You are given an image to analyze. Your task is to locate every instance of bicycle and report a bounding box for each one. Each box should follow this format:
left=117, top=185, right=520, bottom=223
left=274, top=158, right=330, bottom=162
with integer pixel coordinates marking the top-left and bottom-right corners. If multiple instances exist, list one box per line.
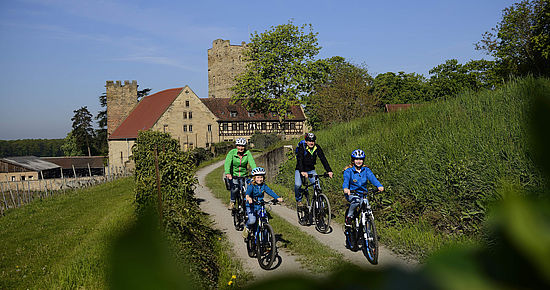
left=345, top=189, right=380, bottom=265
left=229, top=176, right=249, bottom=231
left=296, top=172, right=331, bottom=233
left=245, top=199, right=279, bottom=270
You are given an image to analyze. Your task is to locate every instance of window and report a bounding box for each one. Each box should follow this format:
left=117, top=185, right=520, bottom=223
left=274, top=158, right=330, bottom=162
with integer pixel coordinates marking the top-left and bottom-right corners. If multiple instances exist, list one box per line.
left=238, top=123, right=244, bottom=131
left=120, top=152, right=123, bottom=163
left=163, top=125, right=168, bottom=133
left=11, top=176, right=16, bottom=181
left=232, top=122, right=237, bottom=130
left=183, top=125, right=187, bottom=132
left=189, top=143, right=194, bottom=149
left=272, top=123, right=278, bottom=130
left=189, top=125, right=193, bottom=132
left=290, top=122, right=296, bottom=130
left=248, top=111, right=255, bottom=117
left=183, top=112, right=187, bottom=119
left=248, top=123, right=256, bottom=130
left=29, top=176, right=33, bottom=180
left=208, top=124, right=212, bottom=132
left=189, top=112, right=193, bottom=119
left=222, top=123, right=228, bottom=131
left=230, top=111, right=238, bottom=117
left=21, top=176, right=25, bottom=181
left=185, top=100, right=190, bottom=107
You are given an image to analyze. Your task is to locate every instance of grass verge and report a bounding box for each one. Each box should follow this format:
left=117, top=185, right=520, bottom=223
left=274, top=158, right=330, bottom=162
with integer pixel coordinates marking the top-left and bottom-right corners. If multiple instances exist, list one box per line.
left=0, top=177, right=135, bottom=289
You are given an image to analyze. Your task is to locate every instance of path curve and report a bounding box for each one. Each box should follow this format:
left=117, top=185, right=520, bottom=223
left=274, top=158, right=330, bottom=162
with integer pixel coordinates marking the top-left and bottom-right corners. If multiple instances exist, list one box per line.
left=195, top=161, right=307, bottom=280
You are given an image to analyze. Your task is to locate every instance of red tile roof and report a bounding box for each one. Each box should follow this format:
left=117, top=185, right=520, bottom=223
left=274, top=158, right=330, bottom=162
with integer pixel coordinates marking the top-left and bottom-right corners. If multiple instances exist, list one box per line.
left=109, top=88, right=183, bottom=140
left=200, top=98, right=305, bottom=121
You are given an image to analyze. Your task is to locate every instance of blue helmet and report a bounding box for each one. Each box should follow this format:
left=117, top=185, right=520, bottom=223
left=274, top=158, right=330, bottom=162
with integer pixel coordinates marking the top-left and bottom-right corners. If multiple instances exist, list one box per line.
left=351, top=149, right=365, bottom=159
left=251, top=167, right=266, bottom=176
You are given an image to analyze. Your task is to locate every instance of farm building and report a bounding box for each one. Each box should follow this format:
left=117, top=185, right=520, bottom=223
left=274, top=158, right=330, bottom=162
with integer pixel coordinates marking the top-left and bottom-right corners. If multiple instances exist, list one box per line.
left=0, top=156, right=60, bottom=181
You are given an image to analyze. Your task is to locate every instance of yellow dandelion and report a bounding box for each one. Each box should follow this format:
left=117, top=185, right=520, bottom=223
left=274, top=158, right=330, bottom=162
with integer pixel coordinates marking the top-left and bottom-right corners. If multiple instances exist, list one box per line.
left=228, top=280, right=233, bottom=286
left=231, top=275, right=236, bottom=279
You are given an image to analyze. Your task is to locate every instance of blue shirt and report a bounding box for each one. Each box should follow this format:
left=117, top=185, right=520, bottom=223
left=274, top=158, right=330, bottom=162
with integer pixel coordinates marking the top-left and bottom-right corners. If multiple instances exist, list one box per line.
left=245, top=183, right=280, bottom=211
left=342, top=166, right=382, bottom=193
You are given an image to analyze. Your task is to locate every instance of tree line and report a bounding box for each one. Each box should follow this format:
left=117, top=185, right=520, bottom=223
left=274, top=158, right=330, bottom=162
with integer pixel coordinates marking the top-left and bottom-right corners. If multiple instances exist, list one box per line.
left=0, top=139, right=65, bottom=158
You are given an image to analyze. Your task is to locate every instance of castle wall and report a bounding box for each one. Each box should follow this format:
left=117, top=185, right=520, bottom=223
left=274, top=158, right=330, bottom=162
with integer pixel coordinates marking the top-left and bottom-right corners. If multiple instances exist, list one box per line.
left=108, top=139, right=135, bottom=170
left=106, top=80, right=138, bottom=136
left=152, top=86, right=219, bottom=151
left=208, top=39, right=248, bottom=99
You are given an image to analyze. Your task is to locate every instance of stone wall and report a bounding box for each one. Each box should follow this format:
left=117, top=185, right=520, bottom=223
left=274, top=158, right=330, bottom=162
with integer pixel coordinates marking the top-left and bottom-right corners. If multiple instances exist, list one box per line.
left=255, top=146, right=293, bottom=183
left=106, top=80, right=138, bottom=136
left=108, top=139, right=135, bottom=169
left=153, top=86, right=219, bottom=150
left=208, top=39, right=248, bottom=99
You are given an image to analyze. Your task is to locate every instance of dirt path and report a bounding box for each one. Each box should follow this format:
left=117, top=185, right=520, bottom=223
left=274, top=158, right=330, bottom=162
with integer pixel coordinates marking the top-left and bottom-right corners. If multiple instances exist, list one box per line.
left=195, top=161, right=307, bottom=279
left=269, top=202, right=417, bottom=270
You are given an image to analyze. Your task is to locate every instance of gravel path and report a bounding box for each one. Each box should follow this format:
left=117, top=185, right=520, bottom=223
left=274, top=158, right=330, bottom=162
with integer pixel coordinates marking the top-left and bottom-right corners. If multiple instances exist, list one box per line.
left=195, top=161, right=308, bottom=279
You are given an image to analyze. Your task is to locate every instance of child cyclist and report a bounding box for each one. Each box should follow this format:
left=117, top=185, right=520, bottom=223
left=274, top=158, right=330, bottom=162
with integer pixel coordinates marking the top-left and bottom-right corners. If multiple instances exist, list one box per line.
left=342, top=149, right=384, bottom=245
left=243, top=167, right=283, bottom=238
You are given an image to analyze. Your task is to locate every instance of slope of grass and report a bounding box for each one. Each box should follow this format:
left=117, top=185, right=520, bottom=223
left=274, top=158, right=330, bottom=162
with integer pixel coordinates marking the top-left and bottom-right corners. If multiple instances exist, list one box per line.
left=275, top=77, right=549, bottom=260
left=0, top=177, right=135, bottom=289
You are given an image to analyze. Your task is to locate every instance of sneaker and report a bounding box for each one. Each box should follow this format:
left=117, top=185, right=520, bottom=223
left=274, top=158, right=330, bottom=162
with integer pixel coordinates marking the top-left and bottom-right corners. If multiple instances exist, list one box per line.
left=228, top=202, right=235, bottom=210
left=297, top=201, right=304, bottom=207
left=242, top=227, right=249, bottom=239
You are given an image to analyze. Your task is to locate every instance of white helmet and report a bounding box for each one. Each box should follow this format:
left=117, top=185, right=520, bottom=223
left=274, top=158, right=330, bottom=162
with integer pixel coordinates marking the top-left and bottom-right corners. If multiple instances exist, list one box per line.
left=251, top=167, right=266, bottom=176
left=235, top=138, right=247, bottom=146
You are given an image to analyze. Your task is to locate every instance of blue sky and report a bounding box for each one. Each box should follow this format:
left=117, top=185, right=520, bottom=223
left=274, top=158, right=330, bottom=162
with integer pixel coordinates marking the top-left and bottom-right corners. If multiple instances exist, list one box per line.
left=0, top=0, right=516, bottom=140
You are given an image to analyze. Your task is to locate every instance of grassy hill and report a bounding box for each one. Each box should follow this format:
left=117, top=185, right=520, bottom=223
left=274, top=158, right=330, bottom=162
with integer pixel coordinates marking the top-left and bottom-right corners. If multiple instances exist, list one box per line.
left=276, top=77, right=548, bottom=259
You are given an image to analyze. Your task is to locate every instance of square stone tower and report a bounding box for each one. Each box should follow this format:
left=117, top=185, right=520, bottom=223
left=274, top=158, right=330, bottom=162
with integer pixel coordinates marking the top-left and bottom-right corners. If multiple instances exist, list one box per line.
left=106, top=80, right=138, bottom=136
left=207, top=39, right=248, bottom=99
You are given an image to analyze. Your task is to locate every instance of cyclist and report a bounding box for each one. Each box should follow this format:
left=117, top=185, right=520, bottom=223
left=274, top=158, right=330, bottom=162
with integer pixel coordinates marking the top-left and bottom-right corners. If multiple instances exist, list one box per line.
left=342, top=149, right=384, bottom=245
left=225, top=138, right=257, bottom=210
left=295, top=132, right=333, bottom=207
left=243, top=167, right=283, bottom=238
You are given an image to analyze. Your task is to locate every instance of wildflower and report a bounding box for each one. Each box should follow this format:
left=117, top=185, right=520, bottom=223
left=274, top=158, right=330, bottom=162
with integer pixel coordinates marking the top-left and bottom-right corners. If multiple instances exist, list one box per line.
left=228, top=280, right=233, bottom=286
left=231, top=275, right=236, bottom=279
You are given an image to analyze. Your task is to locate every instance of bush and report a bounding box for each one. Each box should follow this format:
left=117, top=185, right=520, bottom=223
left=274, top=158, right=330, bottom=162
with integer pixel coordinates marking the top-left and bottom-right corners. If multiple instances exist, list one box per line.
left=132, top=130, right=220, bottom=287
left=250, top=132, right=280, bottom=150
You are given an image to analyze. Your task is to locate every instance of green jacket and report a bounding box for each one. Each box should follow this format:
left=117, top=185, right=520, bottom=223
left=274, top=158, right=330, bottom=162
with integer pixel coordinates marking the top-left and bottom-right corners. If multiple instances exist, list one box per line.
left=224, top=148, right=257, bottom=177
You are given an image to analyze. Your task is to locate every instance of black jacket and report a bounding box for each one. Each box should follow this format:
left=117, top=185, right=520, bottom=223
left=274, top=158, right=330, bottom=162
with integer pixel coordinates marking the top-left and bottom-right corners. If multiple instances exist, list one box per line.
left=295, top=144, right=332, bottom=173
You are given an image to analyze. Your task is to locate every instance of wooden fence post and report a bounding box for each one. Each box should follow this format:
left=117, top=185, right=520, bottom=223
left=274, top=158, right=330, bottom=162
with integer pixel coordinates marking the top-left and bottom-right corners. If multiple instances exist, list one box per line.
left=6, top=176, right=16, bottom=208
left=1, top=182, right=8, bottom=213
left=27, top=180, right=31, bottom=202
left=40, top=171, right=48, bottom=197
left=15, top=182, right=21, bottom=206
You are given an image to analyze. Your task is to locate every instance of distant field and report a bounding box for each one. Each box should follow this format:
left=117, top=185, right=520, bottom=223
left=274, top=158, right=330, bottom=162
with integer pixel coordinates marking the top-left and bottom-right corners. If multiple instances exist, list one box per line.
left=0, top=177, right=135, bottom=289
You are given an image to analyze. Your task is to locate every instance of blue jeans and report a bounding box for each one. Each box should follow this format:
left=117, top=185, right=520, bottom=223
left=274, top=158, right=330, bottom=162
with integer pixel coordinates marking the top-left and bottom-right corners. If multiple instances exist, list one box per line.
left=246, top=206, right=258, bottom=229
left=230, top=177, right=246, bottom=202
left=294, top=170, right=316, bottom=202
left=346, top=194, right=362, bottom=218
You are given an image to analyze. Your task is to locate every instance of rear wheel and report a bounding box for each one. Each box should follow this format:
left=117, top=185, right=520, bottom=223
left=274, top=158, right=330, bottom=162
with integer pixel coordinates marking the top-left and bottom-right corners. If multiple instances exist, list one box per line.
left=233, top=194, right=243, bottom=230
left=362, top=215, right=379, bottom=265
left=296, top=190, right=310, bottom=226
left=256, top=224, right=276, bottom=270
left=314, top=193, right=331, bottom=233
left=246, top=232, right=256, bottom=258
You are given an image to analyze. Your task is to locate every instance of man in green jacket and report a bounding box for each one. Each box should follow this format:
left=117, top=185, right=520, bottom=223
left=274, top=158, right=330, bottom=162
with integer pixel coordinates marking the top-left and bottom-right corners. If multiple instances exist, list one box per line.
left=225, top=138, right=257, bottom=209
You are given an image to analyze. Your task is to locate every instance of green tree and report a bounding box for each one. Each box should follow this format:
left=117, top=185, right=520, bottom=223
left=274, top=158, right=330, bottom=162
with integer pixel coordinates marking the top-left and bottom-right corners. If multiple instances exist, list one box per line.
left=231, top=21, right=324, bottom=131
left=476, top=0, right=550, bottom=77
left=306, top=58, right=378, bottom=129
left=372, top=71, right=431, bottom=104
left=71, top=106, right=95, bottom=156
left=61, top=131, right=81, bottom=156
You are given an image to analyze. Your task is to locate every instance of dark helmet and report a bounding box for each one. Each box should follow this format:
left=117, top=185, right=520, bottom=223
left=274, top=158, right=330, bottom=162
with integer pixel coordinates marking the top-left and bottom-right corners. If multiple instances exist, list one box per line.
left=351, top=149, right=365, bottom=159
left=305, top=133, right=316, bottom=142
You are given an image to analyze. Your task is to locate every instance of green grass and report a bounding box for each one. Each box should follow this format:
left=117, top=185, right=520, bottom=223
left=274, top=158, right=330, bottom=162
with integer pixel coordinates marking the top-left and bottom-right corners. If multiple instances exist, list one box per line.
left=205, top=165, right=346, bottom=274
left=275, top=77, right=549, bottom=260
left=0, top=177, right=135, bottom=289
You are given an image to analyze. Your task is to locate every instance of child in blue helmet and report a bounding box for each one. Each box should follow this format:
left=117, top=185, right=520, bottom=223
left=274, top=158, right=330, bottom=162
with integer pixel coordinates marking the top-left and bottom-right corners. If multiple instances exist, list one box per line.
left=243, top=167, right=283, bottom=238
left=342, top=149, right=384, bottom=242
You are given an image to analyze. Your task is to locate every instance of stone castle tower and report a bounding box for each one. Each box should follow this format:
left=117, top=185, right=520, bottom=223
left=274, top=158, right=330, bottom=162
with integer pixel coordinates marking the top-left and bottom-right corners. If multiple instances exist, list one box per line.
left=106, top=80, right=138, bottom=136
left=208, top=39, right=248, bottom=98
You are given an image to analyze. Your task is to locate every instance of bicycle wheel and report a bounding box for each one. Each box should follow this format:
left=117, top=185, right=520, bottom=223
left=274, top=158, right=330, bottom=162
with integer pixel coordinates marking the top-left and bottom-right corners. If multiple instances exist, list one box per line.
left=361, top=215, right=379, bottom=265
left=246, top=232, right=256, bottom=258
left=256, top=224, right=276, bottom=270
left=233, top=194, right=243, bottom=230
left=296, top=190, right=310, bottom=226
left=314, top=193, right=331, bottom=233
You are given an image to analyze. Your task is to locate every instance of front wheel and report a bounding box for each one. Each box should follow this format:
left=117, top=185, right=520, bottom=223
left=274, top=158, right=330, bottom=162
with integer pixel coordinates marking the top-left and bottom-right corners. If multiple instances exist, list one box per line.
left=314, top=193, right=331, bottom=233
left=361, top=215, right=379, bottom=265
left=256, top=224, right=276, bottom=270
